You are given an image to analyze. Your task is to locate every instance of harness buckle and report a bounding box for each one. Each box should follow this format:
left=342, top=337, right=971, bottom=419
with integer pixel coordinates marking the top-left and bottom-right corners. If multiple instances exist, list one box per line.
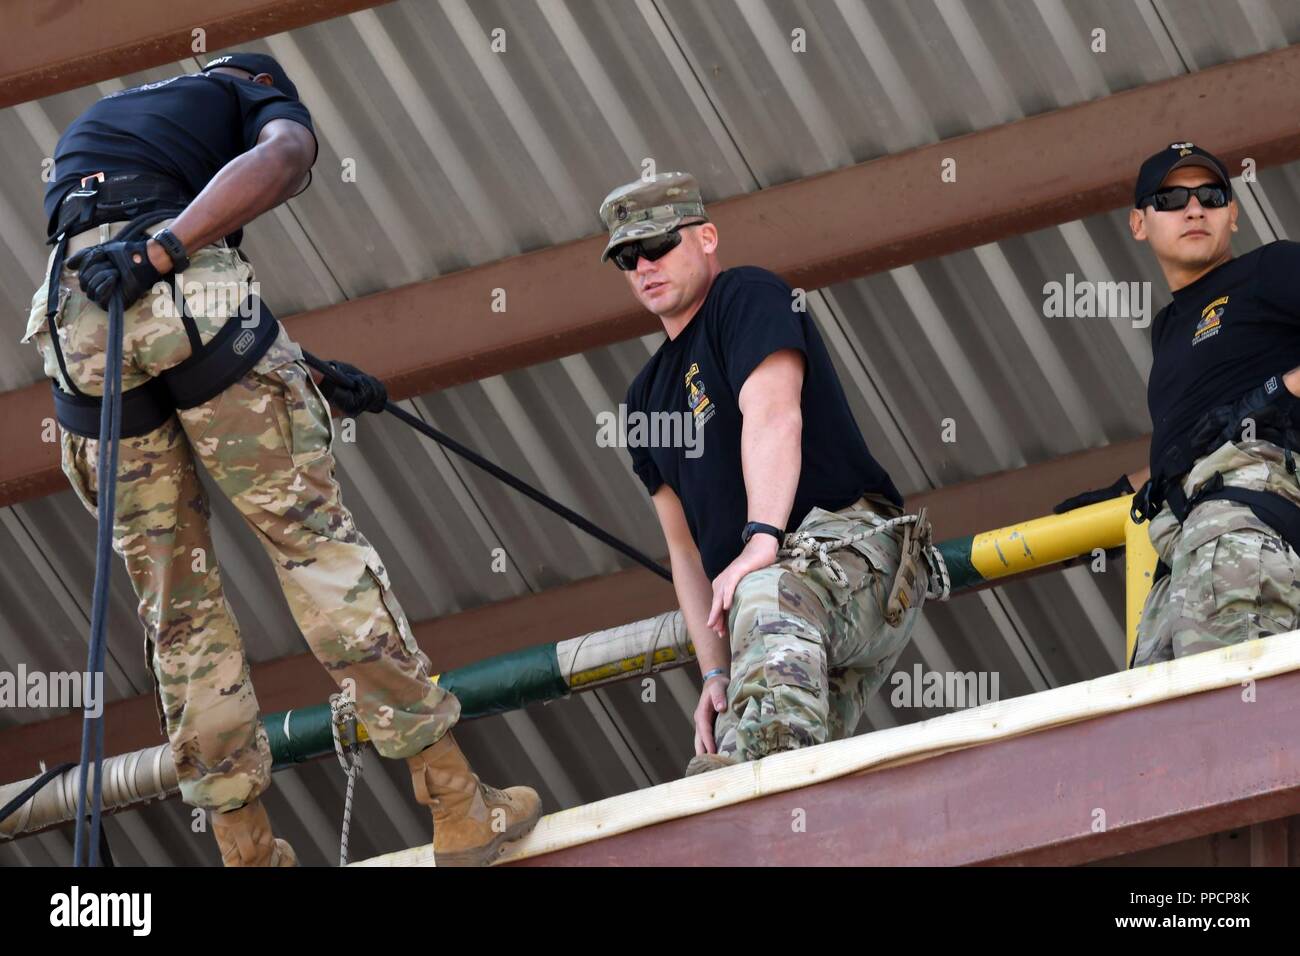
left=79, top=171, right=105, bottom=188
left=884, top=508, right=927, bottom=626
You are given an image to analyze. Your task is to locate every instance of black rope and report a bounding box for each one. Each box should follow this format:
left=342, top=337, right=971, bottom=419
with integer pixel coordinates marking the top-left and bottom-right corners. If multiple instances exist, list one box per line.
left=0, top=761, right=74, bottom=825
left=300, top=352, right=672, bottom=582
left=69, top=210, right=163, bottom=866
left=73, top=280, right=128, bottom=868
left=0, top=761, right=116, bottom=864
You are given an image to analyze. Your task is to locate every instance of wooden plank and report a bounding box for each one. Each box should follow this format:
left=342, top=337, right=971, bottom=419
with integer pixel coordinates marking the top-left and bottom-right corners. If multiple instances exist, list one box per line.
left=351, top=630, right=1300, bottom=867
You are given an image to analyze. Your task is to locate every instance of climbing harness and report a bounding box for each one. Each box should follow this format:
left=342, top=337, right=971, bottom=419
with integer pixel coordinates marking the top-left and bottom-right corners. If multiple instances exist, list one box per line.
left=46, top=177, right=279, bottom=438
left=1132, top=382, right=1300, bottom=561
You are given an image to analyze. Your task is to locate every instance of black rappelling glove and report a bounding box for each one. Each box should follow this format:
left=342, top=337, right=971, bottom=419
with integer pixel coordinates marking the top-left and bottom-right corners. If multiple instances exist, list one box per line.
left=1052, top=473, right=1134, bottom=514
left=1189, top=374, right=1299, bottom=458
left=67, top=238, right=164, bottom=311
left=318, top=360, right=388, bottom=416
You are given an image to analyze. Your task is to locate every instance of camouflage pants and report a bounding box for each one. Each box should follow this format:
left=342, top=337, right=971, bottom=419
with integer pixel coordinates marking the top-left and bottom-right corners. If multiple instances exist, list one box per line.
left=24, top=229, right=458, bottom=811
left=714, top=498, right=928, bottom=762
left=1134, top=440, right=1300, bottom=666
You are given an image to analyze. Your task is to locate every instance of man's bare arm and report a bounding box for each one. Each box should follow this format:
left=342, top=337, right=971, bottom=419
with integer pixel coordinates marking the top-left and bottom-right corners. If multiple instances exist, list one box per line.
left=650, top=485, right=732, bottom=753
left=651, top=485, right=723, bottom=673
left=704, top=348, right=806, bottom=636
left=737, top=349, right=805, bottom=529
left=145, top=118, right=316, bottom=271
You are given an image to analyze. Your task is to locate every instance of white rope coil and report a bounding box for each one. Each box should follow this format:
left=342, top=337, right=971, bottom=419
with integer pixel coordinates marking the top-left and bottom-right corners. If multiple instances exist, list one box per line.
left=329, top=692, right=365, bottom=867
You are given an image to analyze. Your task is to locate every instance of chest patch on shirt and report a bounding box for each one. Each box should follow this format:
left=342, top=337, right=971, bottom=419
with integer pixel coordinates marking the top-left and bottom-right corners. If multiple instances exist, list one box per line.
left=684, top=362, right=717, bottom=429
left=1193, top=295, right=1227, bottom=345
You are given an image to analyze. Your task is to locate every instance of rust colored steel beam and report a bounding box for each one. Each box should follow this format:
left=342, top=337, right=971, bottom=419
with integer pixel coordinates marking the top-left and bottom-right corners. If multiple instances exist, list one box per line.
left=4, top=44, right=1300, bottom=506
left=509, top=668, right=1300, bottom=866
left=0, top=0, right=388, bottom=109
left=0, top=435, right=1149, bottom=782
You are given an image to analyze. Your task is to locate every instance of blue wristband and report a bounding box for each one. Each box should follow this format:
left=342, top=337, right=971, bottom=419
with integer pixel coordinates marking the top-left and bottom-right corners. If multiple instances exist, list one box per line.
left=702, top=668, right=728, bottom=682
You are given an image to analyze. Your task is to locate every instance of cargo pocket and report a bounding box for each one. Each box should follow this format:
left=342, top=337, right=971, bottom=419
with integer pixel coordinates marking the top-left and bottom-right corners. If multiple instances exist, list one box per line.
left=757, top=611, right=826, bottom=697
left=750, top=612, right=828, bottom=750
left=1177, top=525, right=1297, bottom=650
left=265, top=359, right=334, bottom=469
left=1210, top=530, right=1298, bottom=636
left=364, top=551, right=421, bottom=657
left=27, top=272, right=86, bottom=389
left=59, top=433, right=100, bottom=515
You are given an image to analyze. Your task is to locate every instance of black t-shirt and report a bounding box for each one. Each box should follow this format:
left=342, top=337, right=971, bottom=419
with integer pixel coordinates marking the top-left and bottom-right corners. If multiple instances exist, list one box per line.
left=1148, top=240, right=1300, bottom=474
left=625, top=266, right=902, bottom=579
left=44, top=72, right=317, bottom=241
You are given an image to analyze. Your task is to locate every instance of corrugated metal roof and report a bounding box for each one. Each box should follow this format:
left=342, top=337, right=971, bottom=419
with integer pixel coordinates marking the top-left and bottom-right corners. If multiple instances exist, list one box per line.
left=4, top=0, right=1300, bottom=865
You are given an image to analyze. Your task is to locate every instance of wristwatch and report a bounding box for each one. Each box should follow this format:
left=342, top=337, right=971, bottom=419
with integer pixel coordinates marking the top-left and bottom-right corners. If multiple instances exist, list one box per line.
left=741, top=521, right=784, bottom=546
left=150, top=228, right=190, bottom=273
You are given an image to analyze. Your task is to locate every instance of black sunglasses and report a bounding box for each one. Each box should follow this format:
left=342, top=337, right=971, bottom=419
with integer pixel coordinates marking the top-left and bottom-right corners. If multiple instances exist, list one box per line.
left=610, top=225, right=696, bottom=271
left=1139, top=184, right=1230, bottom=212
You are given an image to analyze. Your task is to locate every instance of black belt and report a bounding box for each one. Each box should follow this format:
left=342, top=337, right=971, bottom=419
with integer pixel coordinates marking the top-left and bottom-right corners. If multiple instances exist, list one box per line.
left=1151, top=470, right=1300, bottom=564
left=50, top=172, right=194, bottom=244
left=1170, top=473, right=1300, bottom=554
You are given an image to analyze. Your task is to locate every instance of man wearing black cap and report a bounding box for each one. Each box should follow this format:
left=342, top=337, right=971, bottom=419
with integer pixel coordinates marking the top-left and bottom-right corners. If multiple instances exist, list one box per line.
left=1056, top=142, right=1300, bottom=667
left=22, top=53, right=540, bottom=866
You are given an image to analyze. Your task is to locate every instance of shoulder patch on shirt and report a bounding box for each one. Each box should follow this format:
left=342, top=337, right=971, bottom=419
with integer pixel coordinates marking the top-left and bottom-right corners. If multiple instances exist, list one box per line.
left=1193, top=295, right=1227, bottom=345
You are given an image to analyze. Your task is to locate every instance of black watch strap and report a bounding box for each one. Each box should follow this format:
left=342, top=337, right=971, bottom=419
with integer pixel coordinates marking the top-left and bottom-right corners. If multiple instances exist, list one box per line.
left=151, top=228, right=190, bottom=273
left=741, top=521, right=784, bottom=545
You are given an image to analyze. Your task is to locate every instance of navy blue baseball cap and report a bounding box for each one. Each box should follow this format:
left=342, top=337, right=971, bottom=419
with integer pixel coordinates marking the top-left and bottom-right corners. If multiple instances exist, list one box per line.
left=201, top=53, right=300, bottom=101
left=1134, top=142, right=1231, bottom=209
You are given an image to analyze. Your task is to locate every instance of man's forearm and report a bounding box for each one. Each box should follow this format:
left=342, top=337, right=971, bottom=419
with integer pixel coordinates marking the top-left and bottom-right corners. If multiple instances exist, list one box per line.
left=741, top=405, right=802, bottom=527
left=147, top=137, right=310, bottom=270
left=670, top=546, right=729, bottom=676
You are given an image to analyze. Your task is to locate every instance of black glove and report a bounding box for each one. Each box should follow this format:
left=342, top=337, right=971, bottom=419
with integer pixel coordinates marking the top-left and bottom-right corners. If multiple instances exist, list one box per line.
left=1189, top=374, right=1299, bottom=455
left=66, top=238, right=164, bottom=311
left=318, top=360, right=388, bottom=416
left=1052, top=473, right=1134, bottom=514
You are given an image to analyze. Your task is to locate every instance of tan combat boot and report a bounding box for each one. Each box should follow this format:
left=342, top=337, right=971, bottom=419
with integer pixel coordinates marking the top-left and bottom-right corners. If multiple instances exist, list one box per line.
left=407, top=732, right=542, bottom=867
left=211, top=798, right=298, bottom=867
left=684, top=752, right=738, bottom=777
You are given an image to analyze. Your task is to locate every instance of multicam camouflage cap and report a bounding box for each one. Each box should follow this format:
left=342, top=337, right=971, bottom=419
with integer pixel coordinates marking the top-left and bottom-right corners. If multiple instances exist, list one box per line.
left=598, top=172, right=708, bottom=262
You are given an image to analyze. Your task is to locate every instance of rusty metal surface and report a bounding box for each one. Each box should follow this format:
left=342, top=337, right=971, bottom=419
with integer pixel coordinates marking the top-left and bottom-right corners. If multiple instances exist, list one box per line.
left=0, top=0, right=388, bottom=109
left=4, top=40, right=1300, bottom=507
left=511, top=667, right=1300, bottom=866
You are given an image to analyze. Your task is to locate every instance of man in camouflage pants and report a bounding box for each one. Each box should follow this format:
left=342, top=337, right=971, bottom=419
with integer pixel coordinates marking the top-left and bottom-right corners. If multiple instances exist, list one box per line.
left=1058, top=143, right=1300, bottom=666
left=26, top=52, right=539, bottom=866
left=601, top=173, right=941, bottom=775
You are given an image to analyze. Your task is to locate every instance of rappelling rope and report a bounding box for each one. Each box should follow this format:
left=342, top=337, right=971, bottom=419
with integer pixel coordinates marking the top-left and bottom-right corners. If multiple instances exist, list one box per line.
left=329, top=691, right=364, bottom=867
left=300, top=352, right=673, bottom=584
left=66, top=211, right=182, bottom=867
left=73, top=284, right=125, bottom=867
